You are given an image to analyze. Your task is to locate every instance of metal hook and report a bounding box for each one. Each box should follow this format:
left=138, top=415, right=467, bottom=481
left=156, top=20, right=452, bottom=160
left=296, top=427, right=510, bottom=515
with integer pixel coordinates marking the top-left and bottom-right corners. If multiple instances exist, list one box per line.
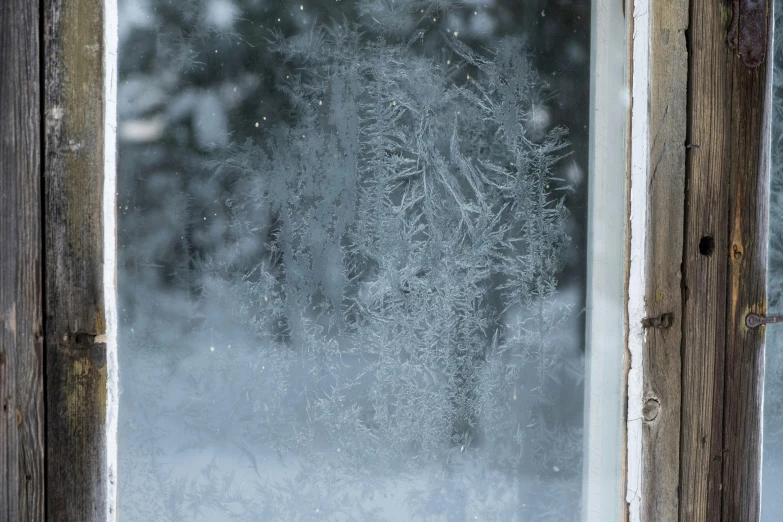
left=745, top=313, right=783, bottom=329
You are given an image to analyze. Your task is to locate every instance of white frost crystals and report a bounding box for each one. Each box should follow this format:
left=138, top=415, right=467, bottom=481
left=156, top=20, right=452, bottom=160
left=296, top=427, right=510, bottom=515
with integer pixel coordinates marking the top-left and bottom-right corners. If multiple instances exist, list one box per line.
left=119, top=3, right=586, bottom=520
left=210, top=23, right=579, bottom=518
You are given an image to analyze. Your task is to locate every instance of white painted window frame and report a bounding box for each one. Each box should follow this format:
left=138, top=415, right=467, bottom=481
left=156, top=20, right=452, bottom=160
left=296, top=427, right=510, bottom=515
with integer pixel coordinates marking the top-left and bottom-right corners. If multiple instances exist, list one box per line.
left=102, top=0, right=642, bottom=520
left=582, top=0, right=633, bottom=520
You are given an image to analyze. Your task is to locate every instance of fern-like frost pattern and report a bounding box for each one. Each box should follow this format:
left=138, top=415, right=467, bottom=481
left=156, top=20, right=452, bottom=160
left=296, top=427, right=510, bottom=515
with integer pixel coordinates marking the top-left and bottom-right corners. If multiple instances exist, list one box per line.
left=118, top=1, right=588, bottom=520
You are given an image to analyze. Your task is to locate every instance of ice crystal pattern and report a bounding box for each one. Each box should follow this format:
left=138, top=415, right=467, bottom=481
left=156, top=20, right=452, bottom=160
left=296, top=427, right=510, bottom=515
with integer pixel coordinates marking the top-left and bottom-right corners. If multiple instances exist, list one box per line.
left=119, top=3, right=583, bottom=521
left=763, top=0, right=783, bottom=518
left=215, top=23, right=573, bottom=470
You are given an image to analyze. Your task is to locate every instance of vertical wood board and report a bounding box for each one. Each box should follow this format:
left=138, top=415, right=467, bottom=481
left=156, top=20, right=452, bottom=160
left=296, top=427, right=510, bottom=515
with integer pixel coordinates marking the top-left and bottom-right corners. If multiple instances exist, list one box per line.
left=679, top=1, right=771, bottom=521
left=720, top=10, right=772, bottom=520
left=43, top=0, right=108, bottom=519
left=680, top=1, right=733, bottom=519
left=642, top=1, right=689, bottom=521
left=0, top=0, right=45, bottom=520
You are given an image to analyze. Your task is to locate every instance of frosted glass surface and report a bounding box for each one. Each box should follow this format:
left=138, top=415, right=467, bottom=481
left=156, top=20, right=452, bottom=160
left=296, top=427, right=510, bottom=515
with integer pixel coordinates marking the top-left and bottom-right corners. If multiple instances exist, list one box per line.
left=118, top=1, right=591, bottom=520
left=763, top=0, right=783, bottom=519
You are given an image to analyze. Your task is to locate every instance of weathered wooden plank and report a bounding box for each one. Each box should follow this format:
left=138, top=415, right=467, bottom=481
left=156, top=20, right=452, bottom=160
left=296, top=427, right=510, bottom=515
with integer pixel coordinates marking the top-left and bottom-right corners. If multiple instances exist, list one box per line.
left=680, top=1, right=772, bottom=521
left=642, top=1, right=688, bottom=521
left=720, top=7, right=772, bottom=520
left=679, top=0, right=733, bottom=519
left=43, top=0, right=108, bottom=519
left=0, top=0, right=45, bottom=520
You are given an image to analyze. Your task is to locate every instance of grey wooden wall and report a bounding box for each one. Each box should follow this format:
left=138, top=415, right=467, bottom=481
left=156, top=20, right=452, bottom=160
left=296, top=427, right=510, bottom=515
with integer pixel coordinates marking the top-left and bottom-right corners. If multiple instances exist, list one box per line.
left=2, top=0, right=109, bottom=520
left=641, top=1, right=773, bottom=521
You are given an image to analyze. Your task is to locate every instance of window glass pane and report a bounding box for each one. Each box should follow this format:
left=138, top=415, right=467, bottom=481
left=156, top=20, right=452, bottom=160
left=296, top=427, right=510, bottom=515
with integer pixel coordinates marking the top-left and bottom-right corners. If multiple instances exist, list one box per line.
left=117, top=1, right=592, bottom=520
left=764, top=0, right=783, bottom=518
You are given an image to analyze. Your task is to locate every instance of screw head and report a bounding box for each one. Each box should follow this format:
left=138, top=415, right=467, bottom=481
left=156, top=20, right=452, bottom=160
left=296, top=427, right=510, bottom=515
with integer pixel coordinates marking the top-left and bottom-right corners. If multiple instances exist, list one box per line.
left=746, top=314, right=763, bottom=328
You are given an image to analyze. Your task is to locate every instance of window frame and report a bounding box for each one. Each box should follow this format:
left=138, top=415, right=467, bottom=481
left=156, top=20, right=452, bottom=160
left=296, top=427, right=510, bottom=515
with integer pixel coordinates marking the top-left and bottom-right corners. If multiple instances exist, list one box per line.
left=582, top=0, right=628, bottom=519
left=0, top=0, right=773, bottom=520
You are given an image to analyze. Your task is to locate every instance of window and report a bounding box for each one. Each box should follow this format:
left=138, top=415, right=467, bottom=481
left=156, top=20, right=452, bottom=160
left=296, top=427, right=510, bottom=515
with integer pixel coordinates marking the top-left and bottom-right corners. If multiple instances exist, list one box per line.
left=0, top=0, right=774, bottom=520
left=116, top=1, right=623, bottom=521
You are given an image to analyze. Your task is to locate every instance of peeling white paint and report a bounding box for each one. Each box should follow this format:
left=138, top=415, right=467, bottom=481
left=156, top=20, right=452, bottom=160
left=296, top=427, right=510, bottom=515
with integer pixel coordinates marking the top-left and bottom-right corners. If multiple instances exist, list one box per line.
left=103, top=0, right=119, bottom=518
left=627, top=0, right=650, bottom=519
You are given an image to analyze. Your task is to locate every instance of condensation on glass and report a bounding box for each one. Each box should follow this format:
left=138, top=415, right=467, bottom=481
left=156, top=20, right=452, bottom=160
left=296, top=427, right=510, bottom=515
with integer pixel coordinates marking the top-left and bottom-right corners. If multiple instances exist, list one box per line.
left=117, top=1, right=591, bottom=520
left=763, top=0, right=783, bottom=519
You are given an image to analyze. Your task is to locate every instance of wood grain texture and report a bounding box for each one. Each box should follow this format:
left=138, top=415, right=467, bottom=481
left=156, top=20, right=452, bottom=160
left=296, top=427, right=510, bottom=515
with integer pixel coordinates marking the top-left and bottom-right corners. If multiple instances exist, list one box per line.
left=642, top=2, right=689, bottom=521
left=680, top=1, right=733, bottom=519
left=720, top=5, right=772, bottom=520
left=679, top=1, right=771, bottom=520
left=0, top=0, right=45, bottom=520
left=43, top=0, right=108, bottom=519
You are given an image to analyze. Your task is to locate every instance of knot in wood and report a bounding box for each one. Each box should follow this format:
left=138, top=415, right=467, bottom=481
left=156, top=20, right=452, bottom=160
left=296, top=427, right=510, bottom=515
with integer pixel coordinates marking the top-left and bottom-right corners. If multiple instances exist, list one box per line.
left=643, top=398, right=661, bottom=422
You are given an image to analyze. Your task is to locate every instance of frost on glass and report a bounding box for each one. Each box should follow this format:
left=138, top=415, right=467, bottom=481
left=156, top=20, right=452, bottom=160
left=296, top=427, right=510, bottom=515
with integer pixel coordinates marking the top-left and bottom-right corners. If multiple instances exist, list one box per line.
left=118, top=1, right=589, bottom=520
left=764, top=0, right=783, bottom=518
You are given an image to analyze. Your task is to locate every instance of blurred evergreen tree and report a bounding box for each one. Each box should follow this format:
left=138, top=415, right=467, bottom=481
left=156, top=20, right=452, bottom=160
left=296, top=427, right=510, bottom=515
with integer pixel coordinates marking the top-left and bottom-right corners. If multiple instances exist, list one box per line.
left=118, top=1, right=591, bottom=520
